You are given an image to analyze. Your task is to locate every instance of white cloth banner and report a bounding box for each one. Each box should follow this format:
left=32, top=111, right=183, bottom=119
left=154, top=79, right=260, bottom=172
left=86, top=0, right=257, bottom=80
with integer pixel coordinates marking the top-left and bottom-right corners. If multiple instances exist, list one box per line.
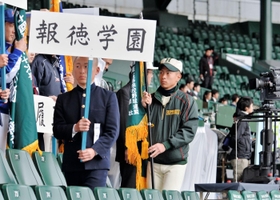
left=0, top=0, right=27, bottom=9
left=181, top=126, right=217, bottom=191
left=29, top=11, right=156, bottom=62
left=33, top=95, right=55, bottom=134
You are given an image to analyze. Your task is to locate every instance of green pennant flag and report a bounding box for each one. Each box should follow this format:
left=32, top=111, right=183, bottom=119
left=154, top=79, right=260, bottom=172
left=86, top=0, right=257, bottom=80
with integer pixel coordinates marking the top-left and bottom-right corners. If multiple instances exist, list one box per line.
left=8, top=8, right=40, bottom=154
left=125, top=61, right=149, bottom=190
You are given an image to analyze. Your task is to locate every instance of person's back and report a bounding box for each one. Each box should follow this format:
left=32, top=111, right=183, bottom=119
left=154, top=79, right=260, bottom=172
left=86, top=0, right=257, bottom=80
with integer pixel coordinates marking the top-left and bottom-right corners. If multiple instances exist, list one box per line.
left=31, top=54, right=61, bottom=97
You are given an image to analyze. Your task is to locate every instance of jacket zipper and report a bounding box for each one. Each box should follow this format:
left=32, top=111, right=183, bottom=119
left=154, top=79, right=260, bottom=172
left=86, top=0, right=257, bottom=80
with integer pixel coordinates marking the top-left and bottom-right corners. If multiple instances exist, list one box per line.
left=161, top=106, right=165, bottom=120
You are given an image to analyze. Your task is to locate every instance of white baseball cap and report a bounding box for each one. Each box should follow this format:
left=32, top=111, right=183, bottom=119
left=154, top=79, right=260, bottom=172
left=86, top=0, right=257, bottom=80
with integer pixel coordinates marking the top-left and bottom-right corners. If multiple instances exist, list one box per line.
left=146, top=62, right=158, bottom=70
left=160, top=58, right=183, bottom=73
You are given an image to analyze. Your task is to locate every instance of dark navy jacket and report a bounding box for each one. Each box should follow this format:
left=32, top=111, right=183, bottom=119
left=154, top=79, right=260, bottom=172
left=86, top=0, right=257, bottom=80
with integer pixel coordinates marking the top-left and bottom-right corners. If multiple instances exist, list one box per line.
left=53, top=84, right=120, bottom=172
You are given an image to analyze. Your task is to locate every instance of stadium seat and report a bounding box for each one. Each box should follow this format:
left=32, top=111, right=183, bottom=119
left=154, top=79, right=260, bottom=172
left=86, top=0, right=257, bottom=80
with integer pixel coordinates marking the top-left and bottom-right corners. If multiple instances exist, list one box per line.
left=6, top=149, right=43, bottom=187
left=35, top=185, right=67, bottom=200
left=94, top=187, right=121, bottom=200
left=228, top=190, right=243, bottom=200
left=0, top=190, right=3, bottom=200
left=270, top=190, right=280, bottom=200
left=141, top=189, right=164, bottom=200
left=241, top=191, right=257, bottom=200
left=257, top=191, right=271, bottom=200
left=0, top=150, right=17, bottom=186
left=66, top=186, right=96, bottom=200
left=118, top=188, right=143, bottom=200
left=2, top=183, right=37, bottom=200
left=162, top=190, right=183, bottom=200
left=32, top=151, right=67, bottom=188
left=181, top=191, right=199, bottom=200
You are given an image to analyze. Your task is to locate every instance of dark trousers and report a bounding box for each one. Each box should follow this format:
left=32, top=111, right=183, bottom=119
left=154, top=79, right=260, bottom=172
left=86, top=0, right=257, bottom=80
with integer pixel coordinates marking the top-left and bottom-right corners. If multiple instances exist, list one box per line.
left=65, top=170, right=108, bottom=192
left=120, top=161, right=136, bottom=188
left=38, top=132, right=44, bottom=151
left=203, top=76, right=214, bottom=89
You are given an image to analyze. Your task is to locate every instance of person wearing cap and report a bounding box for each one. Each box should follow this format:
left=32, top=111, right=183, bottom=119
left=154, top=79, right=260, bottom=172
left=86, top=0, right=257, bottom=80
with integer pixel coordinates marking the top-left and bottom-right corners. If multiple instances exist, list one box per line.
left=2, top=8, right=27, bottom=83
left=53, top=57, right=119, bottom=191
left=199, top=47, right=219, bottom=89
left=0, top=8, right=26, bottom=151
left=115, top=62, right=158, bottom=188
left=142, top=58, right=198, bottom=191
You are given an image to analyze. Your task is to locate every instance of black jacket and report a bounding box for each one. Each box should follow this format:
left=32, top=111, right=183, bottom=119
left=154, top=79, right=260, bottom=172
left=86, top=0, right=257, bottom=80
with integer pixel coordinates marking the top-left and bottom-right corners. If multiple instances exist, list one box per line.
left=199, top=52, right=218, bottom=77
left=229, top=112, right=252, bottom=160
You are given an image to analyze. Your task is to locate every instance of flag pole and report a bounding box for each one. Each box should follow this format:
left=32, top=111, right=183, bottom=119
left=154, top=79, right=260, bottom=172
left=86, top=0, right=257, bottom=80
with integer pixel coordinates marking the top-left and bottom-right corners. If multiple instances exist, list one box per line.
left=143, top=62, right=155, bottom=189
left=81, top=58, right=93, bottom=153
left=139, top=11, right=155, bottom=189
left=0, top=2, right=6, bottom=90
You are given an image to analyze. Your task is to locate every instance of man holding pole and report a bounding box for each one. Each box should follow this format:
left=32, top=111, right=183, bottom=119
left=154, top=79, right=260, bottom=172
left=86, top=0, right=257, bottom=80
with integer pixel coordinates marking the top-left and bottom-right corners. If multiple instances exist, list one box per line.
left=53, top=57, right=119, bottom=191
left=142, top=58, right=198, bottom=191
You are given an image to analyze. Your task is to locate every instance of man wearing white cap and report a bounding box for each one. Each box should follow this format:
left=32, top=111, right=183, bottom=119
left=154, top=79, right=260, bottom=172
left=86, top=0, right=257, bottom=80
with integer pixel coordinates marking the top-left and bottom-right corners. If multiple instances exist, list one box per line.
left=115, top=62, right=158, bottom=188
left=142, top=58, right=198, bottom=191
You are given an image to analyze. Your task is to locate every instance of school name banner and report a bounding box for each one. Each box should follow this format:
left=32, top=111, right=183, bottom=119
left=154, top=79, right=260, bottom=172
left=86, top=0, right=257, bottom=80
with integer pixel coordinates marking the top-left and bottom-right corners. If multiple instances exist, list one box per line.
left=33, top=95, right=55, bottom=134
left=29, top=11, right=156, bottom=62
left=0, top=0, right=27, bottom=9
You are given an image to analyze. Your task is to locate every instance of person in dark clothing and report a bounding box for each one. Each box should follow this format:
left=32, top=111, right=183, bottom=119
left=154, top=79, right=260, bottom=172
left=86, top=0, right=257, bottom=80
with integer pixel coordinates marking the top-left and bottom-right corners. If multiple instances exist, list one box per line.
left=230, top=93, right=240, bottom=107
left=53, top=57, right=119, bottom=191
left=229, top=97, right=253, bottom=182
left=31, top=54, right=74, bottom=150
left=115, top=62, right=157, bottom=188
left=199, top=47, right=219, bottom=89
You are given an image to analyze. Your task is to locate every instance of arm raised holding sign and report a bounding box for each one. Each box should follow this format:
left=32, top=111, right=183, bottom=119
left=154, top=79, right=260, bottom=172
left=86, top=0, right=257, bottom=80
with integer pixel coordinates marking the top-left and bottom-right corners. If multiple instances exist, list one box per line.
left=53, top=57, right=119, bottom=192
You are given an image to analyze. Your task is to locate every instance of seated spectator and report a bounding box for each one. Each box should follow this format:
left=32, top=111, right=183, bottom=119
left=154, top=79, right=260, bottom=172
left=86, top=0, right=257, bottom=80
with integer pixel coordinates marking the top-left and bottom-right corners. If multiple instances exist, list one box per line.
left=219, top=97, right=228, bottom=105
left=185, top=77, right=194, bottom=96
left=211, top=89, right=219, bottom=102
left=203, top=90, right=212, bottom=108
left=193, top=82, right=201, bottom=99
left=230, top=93, right=239, bottom=107
left=179, top=84, right=187, bottom=93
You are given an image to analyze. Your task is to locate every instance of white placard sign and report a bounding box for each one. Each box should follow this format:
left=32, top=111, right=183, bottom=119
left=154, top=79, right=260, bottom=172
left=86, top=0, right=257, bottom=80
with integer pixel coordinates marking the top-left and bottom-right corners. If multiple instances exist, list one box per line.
left=33, top=95, right=55, bottom=134
left=0, top=0, right=27, bottom=9
left=29, top=11, right=156, bottom=62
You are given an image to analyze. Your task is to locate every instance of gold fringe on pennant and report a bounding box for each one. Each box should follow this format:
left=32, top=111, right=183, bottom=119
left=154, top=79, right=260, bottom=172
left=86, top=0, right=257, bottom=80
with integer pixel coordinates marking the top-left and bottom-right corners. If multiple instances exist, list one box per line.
left=22, top=140, right=42, bottom=156
left=126, top=115, right=149, bottom=190
left=141, top=138, right=149, bottom=160
left=50, top=0, right=60, bottom=12
left=65, top=55, right=74, bottom=91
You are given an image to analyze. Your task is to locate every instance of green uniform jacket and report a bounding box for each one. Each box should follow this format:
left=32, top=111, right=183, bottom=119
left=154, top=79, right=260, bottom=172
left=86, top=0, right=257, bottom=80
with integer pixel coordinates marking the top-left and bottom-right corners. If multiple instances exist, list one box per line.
left=150, top=89, right=198, bottom=165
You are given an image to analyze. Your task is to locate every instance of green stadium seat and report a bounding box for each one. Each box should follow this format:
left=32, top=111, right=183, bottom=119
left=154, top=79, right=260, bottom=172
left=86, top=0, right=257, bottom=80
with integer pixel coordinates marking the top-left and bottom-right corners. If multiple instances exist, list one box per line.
left=272, top=52, right=276, bottom=60
left=178, top=41, right=185, bottom=48
left=251, top=38, right=258, bottom=44
left=118, top=188, right=143, bottom=200
left=197, top=50, right=204, bottom=57
left=184, top=42, right=191, bottom=49
left=181, top=191, right=199, bottom=200
left=270, top=190, right=280, bottom=200
left=178, top=35, right=185, bottom=42
left=274, top=46, right=280, bottom=53
left=228, top=190, right=243, bottom=200
left=236, top=75, right=243, bottom=85
left=0, top=190, right=3, bottom=200
left=230, top=34, right=237, bottom=42
left=244, top=36, right=251, bottom=44
left=190, top=49, right=197, bottom=57
left=183, top=48, right=190, bottom=56
left=246, top=43, right=253, bottom=51
left=229, top=74, right=237, bottom=82
left=237, top=36, right=244, bottom=43
left=239, top=49, right=249, bottom=56
left=94, top=187, right=121, bottom=200
left=141, top=189, right=164, bottom=200
left=35, top=185, right=67, bottom=200
left=158, top=32, right=165, bottom=39
left=223, top=33, right=230, bottom=41
left=2, top=184, right=37, bottom=200
left=209, top=40, right=216, bottom=48
left=256, top=191, right=271, bottom=200
left=6, top=149, right=43, bottom=187
left=0, top=150, right=17, bottom=186
left=232, top=42, right=239, bottom=49
left=191, top=43, right=198, bottom=50
left=225, top=41, right=232, bottom=48
left=197, top=43, right=204, bottom=51
left=163, top=39, right=171, bottom=47
left=185, top=36, right=192, bottom=43
left=169, top=46, right=176, bottom=54
left=215, top=65, right=222, bottom=77
left=224, top=47, right=233, bottom=54
left=208, top=32, right=215, bottom=40
left=172, top=34, right=179, bottom=41
left=162, top=190, right=183, bottom=200
left=254, top=44, right=260, bottom=51
left=241, top=191, right=257, bottom=200
left=66, top=186, right=96, bottom=200
left=171, top=40, right=177, bottom=47
left=230, top=87, right=236, bottom=94
left=217, top=41, right=224, bottom=49
left=255, top=51, right=260, bottom=59
left=239, top=43, right=246, bottom=49
left=32, top=151, right=67, bottom=188
left=156, top=38, right=164, bottom=46
left=165, top=33, right=172, bottom=40
left=215, top=32, right=223, bottom=41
